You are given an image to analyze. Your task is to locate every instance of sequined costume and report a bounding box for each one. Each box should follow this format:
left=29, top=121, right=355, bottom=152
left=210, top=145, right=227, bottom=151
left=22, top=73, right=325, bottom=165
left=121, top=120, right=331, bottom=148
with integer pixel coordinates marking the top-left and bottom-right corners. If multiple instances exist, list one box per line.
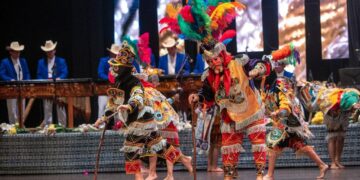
left=300, top=83, right=360, bottom=140
left=105, top=41, right=181, bottom=174
left=264, top=77, right=314, bottom=156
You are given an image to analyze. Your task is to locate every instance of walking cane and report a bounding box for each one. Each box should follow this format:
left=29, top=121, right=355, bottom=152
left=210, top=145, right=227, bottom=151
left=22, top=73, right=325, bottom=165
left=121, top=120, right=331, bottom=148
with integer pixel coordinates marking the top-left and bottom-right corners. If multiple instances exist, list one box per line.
left=190, top=102, right=198, bottom=180
left=94, top=112, right=118, bottom=180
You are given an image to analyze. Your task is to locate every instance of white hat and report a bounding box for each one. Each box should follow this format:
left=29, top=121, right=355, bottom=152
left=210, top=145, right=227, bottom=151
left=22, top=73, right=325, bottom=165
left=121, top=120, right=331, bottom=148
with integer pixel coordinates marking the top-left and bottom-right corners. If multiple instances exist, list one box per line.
left=161, top=36, right=177, bottom=48
left=6, top=41, right=24, bottom=51
left=107, top=44, right=121, bottom=55
left=41, top=40, right=57, bottom=52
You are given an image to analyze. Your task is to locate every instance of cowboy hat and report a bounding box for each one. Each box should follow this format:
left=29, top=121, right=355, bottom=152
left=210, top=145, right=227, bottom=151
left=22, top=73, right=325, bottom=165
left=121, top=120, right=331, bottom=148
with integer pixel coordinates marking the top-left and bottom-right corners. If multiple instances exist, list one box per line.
left=107, top=44, right=121, bottom=55
left=161, top=36, right=177, bottom=48
left=6, top=41, right=24, bottom=51
left=41, top=40, right=57, bottom=52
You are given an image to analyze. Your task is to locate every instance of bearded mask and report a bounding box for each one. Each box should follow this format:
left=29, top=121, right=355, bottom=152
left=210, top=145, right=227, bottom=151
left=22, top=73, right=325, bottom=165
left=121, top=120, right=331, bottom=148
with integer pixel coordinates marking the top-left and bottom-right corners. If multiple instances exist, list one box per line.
left=206, top=56, right=224, bottom=74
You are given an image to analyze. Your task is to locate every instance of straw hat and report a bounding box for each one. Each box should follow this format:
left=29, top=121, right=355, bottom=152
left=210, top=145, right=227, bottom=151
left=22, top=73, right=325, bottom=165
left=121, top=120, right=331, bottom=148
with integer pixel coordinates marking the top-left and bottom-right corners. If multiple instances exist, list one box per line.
left=6, top=41, right=24, bottom=51
left=107, top=44, right=121, bottom=55
left=41, top=40, right=57, bottom=52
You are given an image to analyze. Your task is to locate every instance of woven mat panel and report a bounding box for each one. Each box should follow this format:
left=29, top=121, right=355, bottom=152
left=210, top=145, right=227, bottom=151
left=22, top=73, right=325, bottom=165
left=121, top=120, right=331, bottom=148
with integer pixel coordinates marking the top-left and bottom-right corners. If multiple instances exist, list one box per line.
left=0, top=124, right=359, bottom=174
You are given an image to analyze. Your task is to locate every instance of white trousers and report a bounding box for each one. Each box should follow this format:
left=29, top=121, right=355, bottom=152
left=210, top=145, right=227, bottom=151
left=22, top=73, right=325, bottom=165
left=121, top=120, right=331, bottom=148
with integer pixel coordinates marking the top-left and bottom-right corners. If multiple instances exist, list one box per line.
left=98, top=96, right=108, bottom=118
left=6, top=99, right=25, bottom=125
left=43, top=99, right=67, bottom=126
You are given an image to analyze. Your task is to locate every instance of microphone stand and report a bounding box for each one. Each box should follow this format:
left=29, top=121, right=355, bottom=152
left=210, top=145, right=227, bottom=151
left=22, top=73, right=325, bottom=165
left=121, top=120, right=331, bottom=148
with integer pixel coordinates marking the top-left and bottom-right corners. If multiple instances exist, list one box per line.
left=175, top=54, right=191, bottom=81
left=52, top=63, right=58, bottom=125
left=17, top=65, right=23, bottom=128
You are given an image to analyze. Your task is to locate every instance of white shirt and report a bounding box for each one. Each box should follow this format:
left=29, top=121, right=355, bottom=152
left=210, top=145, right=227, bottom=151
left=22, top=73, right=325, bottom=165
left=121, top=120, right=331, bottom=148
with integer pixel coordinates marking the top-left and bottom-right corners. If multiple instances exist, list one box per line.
left=204, top=61, right=209, bottom=69
left=47, top=57, right=55, bottom=78
left=11, top=58, right=22, bottom=80
left=167, top=54, right=176, bottom=75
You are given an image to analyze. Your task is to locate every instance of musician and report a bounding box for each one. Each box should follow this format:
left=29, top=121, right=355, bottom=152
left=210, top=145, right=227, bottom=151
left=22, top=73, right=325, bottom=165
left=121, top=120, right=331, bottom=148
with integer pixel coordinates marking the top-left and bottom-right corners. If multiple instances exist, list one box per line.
left=0, top=41, right=30, bottom=124
left=157, top=31, right=190, bottom=75
left=36, top=40, right=68, bottom=126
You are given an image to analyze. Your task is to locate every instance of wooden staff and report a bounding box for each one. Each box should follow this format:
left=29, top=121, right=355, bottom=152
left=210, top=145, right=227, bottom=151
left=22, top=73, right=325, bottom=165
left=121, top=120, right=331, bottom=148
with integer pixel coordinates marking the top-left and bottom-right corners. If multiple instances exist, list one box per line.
left=94, top=112, right=117, bottom=180
left=190, top=103, right=198, bottom=180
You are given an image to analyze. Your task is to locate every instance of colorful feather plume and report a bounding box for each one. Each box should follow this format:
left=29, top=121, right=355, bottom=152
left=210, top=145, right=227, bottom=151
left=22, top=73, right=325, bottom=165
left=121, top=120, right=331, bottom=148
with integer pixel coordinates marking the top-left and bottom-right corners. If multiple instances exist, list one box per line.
left=219, top=29, right=236, bottom=43
left=159, top=17, right=181, bottom=34
left=137, top=33, right=152, bottom=65
left=210, top=2, right=245, bottom=31
left=159, top=3, right=182, bottom=35
left=177, top=0, right=211, bottom=41
left=271, top=43, right=300, bottom=66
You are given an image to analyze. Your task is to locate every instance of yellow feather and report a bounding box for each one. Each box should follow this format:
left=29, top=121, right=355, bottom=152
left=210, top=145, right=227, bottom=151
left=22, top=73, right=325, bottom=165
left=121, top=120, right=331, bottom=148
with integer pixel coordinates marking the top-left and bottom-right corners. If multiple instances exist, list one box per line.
left=165, top=3, right=181, bottom=19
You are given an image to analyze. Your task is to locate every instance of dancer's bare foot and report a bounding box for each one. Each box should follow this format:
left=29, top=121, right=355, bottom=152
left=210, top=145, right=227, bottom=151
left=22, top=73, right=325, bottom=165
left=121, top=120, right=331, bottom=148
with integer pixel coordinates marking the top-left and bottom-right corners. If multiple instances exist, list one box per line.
left=135, top=173, right=144, bottom=180
left=263, top=174, right=274, bottom=180
left=207, top=167, right=223, bottom=172
left=181, top=156, right=193, bottom=173
left=330, top=163, right=339, bottom=169
left=317, top=164, right=329, bottom=179
left=163, top=175, right=174, bottom=180
left=141, top=166, right=149, bottom=174
left=256, top=175, right=264, bottom=180
left=224, top=176, right=232, bottom=180
left=145, top=173, right=158, bottom=180
left=335, top=161, right=345, bottom=169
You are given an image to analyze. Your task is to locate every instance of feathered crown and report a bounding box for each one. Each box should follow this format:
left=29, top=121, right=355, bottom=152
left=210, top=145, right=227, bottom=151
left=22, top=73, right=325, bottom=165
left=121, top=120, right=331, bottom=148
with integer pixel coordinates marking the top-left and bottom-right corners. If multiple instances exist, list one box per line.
left=270, top=43, right=300, bottom=66
left=169, top=0, right=245, bottom=58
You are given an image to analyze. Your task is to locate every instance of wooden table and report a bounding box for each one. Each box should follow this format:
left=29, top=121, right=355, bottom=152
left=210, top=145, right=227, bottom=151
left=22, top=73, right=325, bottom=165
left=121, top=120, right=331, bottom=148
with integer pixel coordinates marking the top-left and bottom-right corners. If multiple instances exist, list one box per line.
left=0, top=75, right=202, bottom=128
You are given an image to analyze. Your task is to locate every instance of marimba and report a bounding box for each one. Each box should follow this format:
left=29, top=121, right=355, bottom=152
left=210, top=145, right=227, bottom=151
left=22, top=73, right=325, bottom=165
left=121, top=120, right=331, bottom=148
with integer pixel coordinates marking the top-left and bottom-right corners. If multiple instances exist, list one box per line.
left=0, top=75, right=202, bottom=128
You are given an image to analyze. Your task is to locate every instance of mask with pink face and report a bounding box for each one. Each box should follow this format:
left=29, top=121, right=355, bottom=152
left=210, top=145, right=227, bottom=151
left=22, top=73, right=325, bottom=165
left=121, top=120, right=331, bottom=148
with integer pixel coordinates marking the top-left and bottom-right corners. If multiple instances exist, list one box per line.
left=206, top=56, right=224, bottom=74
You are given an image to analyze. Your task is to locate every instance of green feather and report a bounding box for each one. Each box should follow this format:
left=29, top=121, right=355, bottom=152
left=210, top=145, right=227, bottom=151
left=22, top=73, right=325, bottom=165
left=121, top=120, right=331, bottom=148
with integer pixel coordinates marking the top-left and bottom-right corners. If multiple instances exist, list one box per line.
left=178, top=0, right=211, bottom=41
left=121, top=35, right=138, bottom=58
left=208, top=0, right=231, bottom=6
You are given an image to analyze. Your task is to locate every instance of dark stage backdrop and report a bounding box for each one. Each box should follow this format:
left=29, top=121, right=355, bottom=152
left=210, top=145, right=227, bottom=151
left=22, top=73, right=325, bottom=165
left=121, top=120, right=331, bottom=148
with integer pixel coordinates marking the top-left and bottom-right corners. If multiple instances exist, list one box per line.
left=0, top=0, right=359, bottom=125
left=0, top=0, right=114, bottom=125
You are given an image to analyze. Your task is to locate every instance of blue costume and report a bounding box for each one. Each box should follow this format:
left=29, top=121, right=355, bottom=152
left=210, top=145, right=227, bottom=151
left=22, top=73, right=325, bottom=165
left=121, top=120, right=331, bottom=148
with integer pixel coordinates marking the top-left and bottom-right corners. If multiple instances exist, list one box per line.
left=36, top=57, right=68, bottom=79
left=0, top=57, right=30, bottom=124
left=192, top=54, right=206, bottom=74
left=157, top=53, right=190, bottom=75
left=0, top=58, right=30, bottom=81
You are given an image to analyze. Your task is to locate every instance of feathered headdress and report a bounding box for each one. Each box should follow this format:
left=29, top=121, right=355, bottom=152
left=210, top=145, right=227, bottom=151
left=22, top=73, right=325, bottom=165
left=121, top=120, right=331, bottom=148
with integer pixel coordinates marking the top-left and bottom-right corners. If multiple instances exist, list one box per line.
left=270, top=43, right=300, bottom=66
left=175, top=0, right=245, bottom=59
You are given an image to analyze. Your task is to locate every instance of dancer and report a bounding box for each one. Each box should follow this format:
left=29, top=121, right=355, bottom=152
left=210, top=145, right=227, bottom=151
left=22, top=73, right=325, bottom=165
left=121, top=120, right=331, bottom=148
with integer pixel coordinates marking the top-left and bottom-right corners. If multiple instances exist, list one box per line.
left=300, top=79, right=360, bottom=170
left=262, top=44, right=328, bottom=180
left=170, top=1, right=271, bottom=179
left=95, top=40, right=192, bottom=180
left=132, top=32, right=192, bottom=180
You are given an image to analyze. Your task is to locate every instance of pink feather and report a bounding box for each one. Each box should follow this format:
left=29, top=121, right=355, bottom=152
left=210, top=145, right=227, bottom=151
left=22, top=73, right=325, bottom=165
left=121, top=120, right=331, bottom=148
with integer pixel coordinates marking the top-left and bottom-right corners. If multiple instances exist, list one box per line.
left=219, top=30, right=236, bottom=42
left=137, top=33, right=152, bottom=65
left=179, top=5, right=194, bottom=23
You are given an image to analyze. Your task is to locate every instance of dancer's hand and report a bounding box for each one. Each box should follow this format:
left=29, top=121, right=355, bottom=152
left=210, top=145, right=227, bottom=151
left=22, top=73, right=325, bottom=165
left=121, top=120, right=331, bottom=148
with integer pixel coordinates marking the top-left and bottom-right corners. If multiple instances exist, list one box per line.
left=249, top=69, right=260, bottom=79
left=94, top=117, right=105, bottom=128
left=188, top=94, right=199, bottom=105
left=117, top=104, right=131, bottom=112
left=353, top=103, right=360, bottom=109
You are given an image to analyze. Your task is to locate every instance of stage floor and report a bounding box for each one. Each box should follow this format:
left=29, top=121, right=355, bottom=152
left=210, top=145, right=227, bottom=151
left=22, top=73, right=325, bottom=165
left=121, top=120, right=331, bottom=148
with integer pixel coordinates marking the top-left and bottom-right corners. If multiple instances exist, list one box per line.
left=1, top=167, right=359, bottom=180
